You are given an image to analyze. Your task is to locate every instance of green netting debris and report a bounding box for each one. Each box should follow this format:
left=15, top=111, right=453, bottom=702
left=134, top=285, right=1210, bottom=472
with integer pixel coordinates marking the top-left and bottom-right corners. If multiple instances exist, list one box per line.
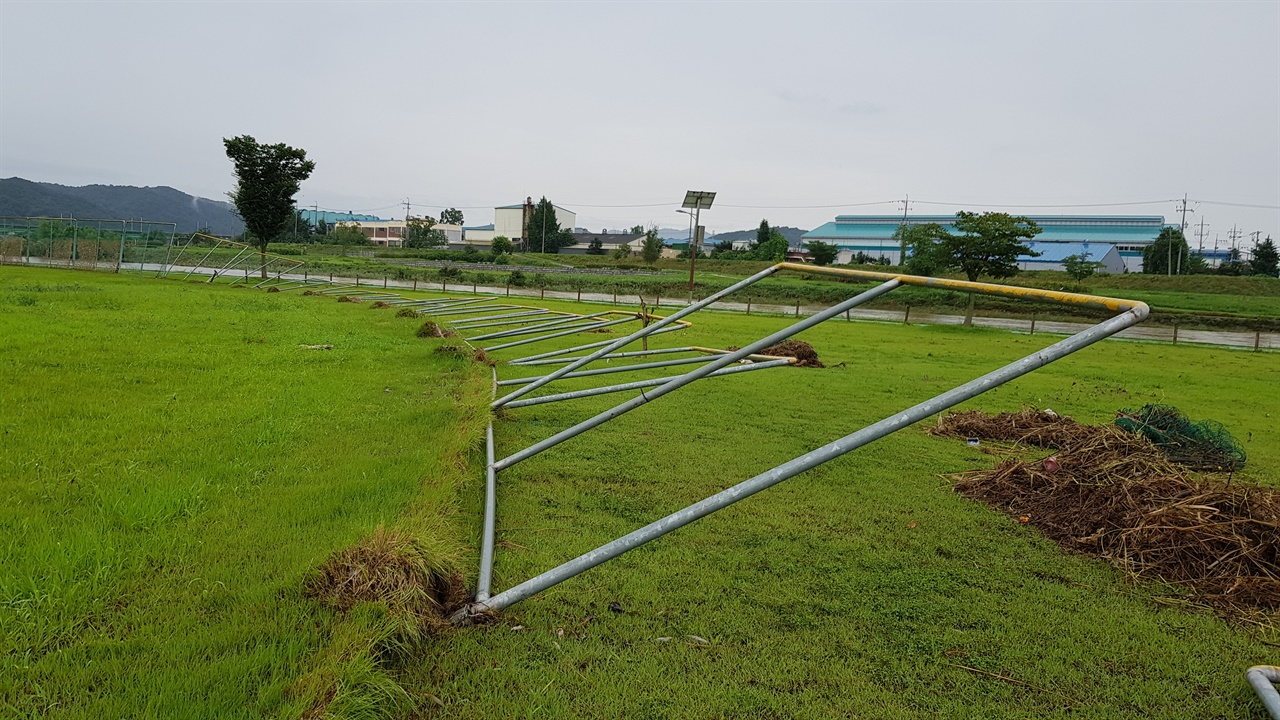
left=1115, top=404, right=1246, bottom=472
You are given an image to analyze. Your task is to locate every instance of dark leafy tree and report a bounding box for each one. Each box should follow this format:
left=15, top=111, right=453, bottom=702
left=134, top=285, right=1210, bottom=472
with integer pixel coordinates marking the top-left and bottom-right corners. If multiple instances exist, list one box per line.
left=328, top=222, right=368, bottom=255
left=641, top=228, right=664, bottom=263
left=1062, top=253, right=1102, bottom=282
left=405, top=217, right=447, bottom=248
left=630, top=225, right=644, bottom=234
left=897, top=223, right=952, bottom=276
left=491, top=235, right=514, bottom=255
left=527, top=197, right=575, bottom=253
left=755, top=219, right=772, bottom=249
left=223, top=135, right=314, bottom=276
left=439, top=208, right=464, bottom=226
left=944, top=211, right=1042, bottom=325
left=753, top=229, right=789, bottom=262
left=1251, top=235, right=1278, bottom=277
left=1142, top=227, right=1190, bottom=275
left=805, top=240, right=838, bottom=266
left=587, top=237, right=606, bottom=255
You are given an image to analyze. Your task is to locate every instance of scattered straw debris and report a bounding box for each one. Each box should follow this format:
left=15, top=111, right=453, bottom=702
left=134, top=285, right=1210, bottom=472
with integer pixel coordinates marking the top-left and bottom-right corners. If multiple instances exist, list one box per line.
left=433, top=345, right=467, bottom=358
left=934, top=408, right=1280, bottom=618
left=302, top=290, right=323, bottom=296
left=337, top=295, right=362, bottom=303
left=266, top=287, right=281, bottom=293
left=305, top=527, right=468, bottom=636
left=371, top=301, right=393, bottom=309
left=417, top=321, right=455, bottom=338
left=586, top=328, right=613, bottom=334
left=473, top=348, right=495, bottom=366
left=395, top=307, right=419, bottom=318
left=759, top=340, right=823, bottom=367
left=299, top=344, right=334, bottom=350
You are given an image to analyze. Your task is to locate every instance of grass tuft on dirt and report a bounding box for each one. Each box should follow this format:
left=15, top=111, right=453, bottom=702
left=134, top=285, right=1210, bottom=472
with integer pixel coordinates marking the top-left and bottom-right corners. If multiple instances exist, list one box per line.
left=416, top=320, right=454, bottom=338
left=395, top=307, right=419, bottom=318
left=371, top=301, right=393, bottom=309
left=302, top=289, right=323, bottom=296
left=760, top=339, right=823, bottom=367
left=934, top=409, right=1280, bottom=618
left=306, top=527, right=468, bottom=637
left=337, top=295, right=362, bottom=303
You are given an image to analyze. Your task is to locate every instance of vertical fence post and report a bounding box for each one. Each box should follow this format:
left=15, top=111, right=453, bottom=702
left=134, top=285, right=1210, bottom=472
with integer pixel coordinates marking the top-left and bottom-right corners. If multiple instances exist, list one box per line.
left=746, top=296, right=752, bottom=315
left=613, top=289, right=617, bottom=304
left=656, top=293, right=660, bottom=308
left=413, top=278, right=418, bottom=291
left=577, top=287, right=581, bottom=302
left=904, top=305, right=911, bottom=324
left=1172, top=324, right=1179, bottom=345
left=1254, top=331, right=1261, bottom=352
left=506, top=283, right=511, bottom=297
left=1030, top=315, right=1036, bottom=335
left=473, top=282, right=478, bottom=294
left=794, top=301, right=800, bottom=317
left=356, top=274, right=360, bottom=287
left=541, top=286, right=545, bottom=299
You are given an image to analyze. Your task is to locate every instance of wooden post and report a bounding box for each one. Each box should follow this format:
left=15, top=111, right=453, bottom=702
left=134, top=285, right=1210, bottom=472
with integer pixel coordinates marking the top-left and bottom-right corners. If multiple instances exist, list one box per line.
left=1172, top=324, right=1179, bottom=345
left=613, top=289, right=617, bottom=304
left=506, top=283, right=511, bottom=297
left=577, top=287, right=581, bottom=302
left=473, top=282, right=477, bottom=294
left=656, top=293, right=660, bottom=308
left=845, top=308, right=850, bottom=321
left=413, top=278, right=417, bottom=291
left=355, top=274, right=360, bottom=287
left=1030, top=315, right=1036, bottom=335
left=1255, top=330, right=1262, bottom=352
left=384, top=275, right=388, bottom=288
left=903, top=305, right=911, bottom=324
left=746, top=296, right=751, bottom=315
left=441, top=280, right=446, bottom=291
left=541, top=287, right=545, bottom=299
left=794, top=301, right=800, bottom=317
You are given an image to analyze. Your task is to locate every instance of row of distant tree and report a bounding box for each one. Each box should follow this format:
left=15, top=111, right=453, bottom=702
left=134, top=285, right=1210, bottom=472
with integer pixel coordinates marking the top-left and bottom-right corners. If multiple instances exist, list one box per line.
left=1139, top=228, right=1277, bottom=277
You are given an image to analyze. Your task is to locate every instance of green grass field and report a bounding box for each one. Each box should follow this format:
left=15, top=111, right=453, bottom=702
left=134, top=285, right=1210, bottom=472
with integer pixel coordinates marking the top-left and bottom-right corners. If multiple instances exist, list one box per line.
left=3, top=266, right=1278, bottom=718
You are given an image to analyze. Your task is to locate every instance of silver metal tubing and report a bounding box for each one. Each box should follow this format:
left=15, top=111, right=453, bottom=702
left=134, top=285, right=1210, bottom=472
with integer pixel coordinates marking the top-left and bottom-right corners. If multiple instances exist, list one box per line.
left=208, top=244, right=252, bottom=281
left=495, top=354, right=731, bottom=386
left=484, top=316, right=639, bottom=352
left=471, top=305, right=1148, bottom=614
left=453, top=312, right=559, bottom=330
left=493, top=281, right=900, bottom=471
left=492, top=264, right=783, bottom=407
left=427, top=304, right=523, bottom=317
left=506, top=325, right=689, bottom=365
left=1248, top=666, right=1280, bottom=720
left=418, top=297, right=499, bottom=312
left=469, top=314, right=605, bottom=342
left=229, top=258, right=280, bottom=286
left=515, top=346, right=698, bottom=367
left=503, top=358, right=795, bottom=409
left=183, top=240, right=226, bottom=280
left=452, top=310, right=554, bottom=327
left=476, top=406, right=498, bottom=602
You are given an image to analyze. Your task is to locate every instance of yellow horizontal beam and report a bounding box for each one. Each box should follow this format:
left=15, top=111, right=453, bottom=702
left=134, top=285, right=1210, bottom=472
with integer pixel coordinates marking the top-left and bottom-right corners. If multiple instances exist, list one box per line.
left=776, top=263, right=1147, bottom=314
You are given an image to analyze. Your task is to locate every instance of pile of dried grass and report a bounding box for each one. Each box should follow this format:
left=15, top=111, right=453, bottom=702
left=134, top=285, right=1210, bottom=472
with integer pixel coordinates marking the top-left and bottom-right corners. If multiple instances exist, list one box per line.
left=416, top=321, right=455, bottom=338
left=337, top=295, right=362, bottom=303
left=371, top=300, right=393, bottom=309
left=266, top=287, right=281, bottom=293
left=936, top=409, right=1280, bottom=618
left=305, top=527, right=467, bottom=636
left=759, top=339, right=823, bottom=368
left=395, top=307, right=419, bottom=318
left=302, top=289, right=323, bottom=296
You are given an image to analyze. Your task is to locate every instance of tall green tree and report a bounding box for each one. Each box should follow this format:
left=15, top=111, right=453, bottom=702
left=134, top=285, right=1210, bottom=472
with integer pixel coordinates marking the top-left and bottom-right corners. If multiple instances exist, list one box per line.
left=630, top=225, right=644, bottom=234
left=1062, top=253, right=1102, bottom=282
left=805, top=240, right=838, bottom=266
left=327, top=222, right=368, bottom=256
left=1251, top=235, right=1278, bottom=277
left=586, top=237, right=606, bottom=255
left=223, top=135, right=315, bottom=276
left=1142, top=227, right=1190, bottom=275
left=755, top=219, right=772, bottom=249
left=405, top=217, right=447, bottom=248
left=945, top=211, right=1042, bottom=325
left=439, top=208, right=464, bottom=226
left=640, top=228, right=664, bottom=264
left=527, top=197, right=575, bottom=253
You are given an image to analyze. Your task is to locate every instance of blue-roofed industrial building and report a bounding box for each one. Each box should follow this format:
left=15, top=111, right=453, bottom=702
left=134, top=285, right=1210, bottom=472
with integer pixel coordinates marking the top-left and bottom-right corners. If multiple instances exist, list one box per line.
left=1017, top=241, right=1125, bottom=274
left=800, top=215, right=1172, bottom=272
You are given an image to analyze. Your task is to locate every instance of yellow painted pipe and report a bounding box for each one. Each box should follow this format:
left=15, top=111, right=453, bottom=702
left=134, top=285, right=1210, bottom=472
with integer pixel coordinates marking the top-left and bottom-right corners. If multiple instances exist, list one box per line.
left=776, top=262, right=1148, bottom=314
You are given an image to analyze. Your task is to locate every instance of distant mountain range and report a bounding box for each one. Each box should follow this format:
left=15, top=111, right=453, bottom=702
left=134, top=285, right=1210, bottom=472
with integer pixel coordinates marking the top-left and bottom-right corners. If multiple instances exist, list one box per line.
left=0, top=177, right=241, bottom=233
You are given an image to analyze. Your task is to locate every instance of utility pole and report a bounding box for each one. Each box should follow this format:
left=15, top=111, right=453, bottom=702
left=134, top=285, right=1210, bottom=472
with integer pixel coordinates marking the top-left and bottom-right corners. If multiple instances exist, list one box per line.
left=1194, top=218, right=1209, bottom=253
left=897, top=194, right=913, bottom=265
left=1228, top=225, right=1242, bottom=259
left=403, top=198, right=412, bottom=248
left=1172, top=194, right=1193, bottom=276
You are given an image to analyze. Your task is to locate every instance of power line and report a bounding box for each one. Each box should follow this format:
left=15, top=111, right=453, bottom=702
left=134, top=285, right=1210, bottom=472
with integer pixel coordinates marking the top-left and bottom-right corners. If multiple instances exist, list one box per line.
left=1194, top=200, right=1280, bottom=210
left=913, top=199, right=1174, bottom=209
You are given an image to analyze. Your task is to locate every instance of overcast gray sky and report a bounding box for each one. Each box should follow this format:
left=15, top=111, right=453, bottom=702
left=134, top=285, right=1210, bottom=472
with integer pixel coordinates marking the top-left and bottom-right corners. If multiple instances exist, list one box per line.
left=2, top=1, right=1277, bottom=241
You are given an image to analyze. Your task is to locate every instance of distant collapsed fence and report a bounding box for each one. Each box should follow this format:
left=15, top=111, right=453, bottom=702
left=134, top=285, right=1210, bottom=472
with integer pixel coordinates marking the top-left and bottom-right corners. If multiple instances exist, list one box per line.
left=0, top=218, right=302, bottom=281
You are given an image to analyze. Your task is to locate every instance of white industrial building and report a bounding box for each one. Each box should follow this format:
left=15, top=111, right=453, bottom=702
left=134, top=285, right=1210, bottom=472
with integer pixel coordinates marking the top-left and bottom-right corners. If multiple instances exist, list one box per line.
left=461, top=199, right=578, bottom=251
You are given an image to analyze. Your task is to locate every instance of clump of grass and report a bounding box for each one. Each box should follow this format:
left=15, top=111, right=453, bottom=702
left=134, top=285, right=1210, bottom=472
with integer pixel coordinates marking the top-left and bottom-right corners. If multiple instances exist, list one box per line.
left=395, top=307, right=419, bottom=318
left=302, top=289, right=323, bottom=296
left=371, top=301, right=393, bottom=309
left=266, top=287, right=281, bottom=293
left=416, top=321, right=454, bottom=338
left=337, top=295, right=362, bottom=303
left=305, top=526, right=467, bottom=639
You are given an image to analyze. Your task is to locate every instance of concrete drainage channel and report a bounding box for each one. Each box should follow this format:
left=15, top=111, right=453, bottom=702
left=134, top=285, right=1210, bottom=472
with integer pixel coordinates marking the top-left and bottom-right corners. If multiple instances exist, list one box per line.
left=253, top=264, right=1275, bottom=715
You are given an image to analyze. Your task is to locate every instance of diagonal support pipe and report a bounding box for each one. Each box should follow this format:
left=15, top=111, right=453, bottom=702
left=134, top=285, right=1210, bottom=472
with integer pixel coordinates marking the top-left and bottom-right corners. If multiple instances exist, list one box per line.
left=1249, top=665, right=1280, bottom=720
left=502, top=358, right=795, bottom=409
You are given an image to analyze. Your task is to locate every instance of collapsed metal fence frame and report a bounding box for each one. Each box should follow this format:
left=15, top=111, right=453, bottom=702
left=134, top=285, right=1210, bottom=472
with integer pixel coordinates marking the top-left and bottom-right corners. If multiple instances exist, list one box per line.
left=426, top=262, right=1152, bottom=621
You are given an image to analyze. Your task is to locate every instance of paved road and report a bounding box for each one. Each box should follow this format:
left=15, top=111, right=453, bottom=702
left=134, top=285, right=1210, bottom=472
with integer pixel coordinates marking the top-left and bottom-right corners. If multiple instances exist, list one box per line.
left=10, top=257, right=1277, bottom=351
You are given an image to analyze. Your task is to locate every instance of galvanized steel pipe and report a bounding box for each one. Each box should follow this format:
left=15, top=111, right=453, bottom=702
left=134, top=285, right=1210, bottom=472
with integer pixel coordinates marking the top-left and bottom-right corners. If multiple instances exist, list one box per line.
left=1249, top=665, right=1280, bottom=719
left=502, top=358, right=795, bottom=409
